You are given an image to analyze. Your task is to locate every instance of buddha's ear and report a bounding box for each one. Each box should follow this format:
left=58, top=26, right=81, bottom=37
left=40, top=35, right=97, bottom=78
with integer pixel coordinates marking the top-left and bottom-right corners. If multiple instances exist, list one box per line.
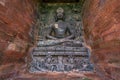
left=63, top=13, right=66, bottom=21
left=54, top=15, right=57, bottom=22
left=55, top=12, right=59, bottom=22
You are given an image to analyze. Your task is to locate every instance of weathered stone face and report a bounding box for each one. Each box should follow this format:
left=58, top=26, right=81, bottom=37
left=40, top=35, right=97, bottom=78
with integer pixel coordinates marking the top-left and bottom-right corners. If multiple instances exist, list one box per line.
left=82, top=0, right=120, bottom=80
left=0, top=0, right=35, bottom=63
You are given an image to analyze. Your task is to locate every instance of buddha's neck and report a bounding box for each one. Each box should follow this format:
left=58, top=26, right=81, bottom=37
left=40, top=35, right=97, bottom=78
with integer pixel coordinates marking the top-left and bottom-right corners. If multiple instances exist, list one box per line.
left=57, top=20, right=63, bottom=22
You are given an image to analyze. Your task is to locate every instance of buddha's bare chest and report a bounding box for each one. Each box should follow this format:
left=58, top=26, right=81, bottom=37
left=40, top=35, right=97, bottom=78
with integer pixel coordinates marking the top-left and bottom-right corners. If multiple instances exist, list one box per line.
left=53, top=23, right=67, bottom=34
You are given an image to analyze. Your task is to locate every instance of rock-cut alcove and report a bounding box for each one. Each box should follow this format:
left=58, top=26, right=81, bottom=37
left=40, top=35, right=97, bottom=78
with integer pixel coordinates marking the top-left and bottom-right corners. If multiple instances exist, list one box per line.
left=0, top=0, right=120, bottom=80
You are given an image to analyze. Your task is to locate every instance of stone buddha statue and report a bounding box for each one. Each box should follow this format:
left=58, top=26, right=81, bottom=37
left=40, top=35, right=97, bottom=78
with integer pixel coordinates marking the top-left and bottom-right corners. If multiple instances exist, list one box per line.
left=46, top=7, right=75, bottom=40
left=30, top=7, right=93, bottom=72
left=38, top=8, right=83, bottom=47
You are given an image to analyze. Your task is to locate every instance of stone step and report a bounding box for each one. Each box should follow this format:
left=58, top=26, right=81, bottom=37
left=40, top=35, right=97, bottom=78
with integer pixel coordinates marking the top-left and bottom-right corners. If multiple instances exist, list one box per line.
left=33, top=47, right=87, bottom=52
left=32, top=52, right=89, bottom=57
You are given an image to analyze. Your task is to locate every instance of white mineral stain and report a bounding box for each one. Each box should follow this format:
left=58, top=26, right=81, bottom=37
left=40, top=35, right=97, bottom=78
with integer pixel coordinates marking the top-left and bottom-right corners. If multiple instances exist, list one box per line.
left=0, top=0, right=6, bottom=6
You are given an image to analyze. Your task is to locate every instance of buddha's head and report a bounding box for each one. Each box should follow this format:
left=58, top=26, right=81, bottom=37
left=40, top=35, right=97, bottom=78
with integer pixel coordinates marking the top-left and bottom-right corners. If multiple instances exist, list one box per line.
left=55, top=7, right=65, bottom=21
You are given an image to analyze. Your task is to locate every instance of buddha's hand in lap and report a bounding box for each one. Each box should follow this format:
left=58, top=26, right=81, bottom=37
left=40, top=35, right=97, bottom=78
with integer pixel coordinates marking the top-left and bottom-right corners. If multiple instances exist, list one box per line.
left=57, top=38, right=74, bottom=42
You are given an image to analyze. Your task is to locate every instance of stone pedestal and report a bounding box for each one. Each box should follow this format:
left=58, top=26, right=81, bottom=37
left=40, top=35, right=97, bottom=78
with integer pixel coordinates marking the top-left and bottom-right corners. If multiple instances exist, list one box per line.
left=29, top=45, right=93, bottom=72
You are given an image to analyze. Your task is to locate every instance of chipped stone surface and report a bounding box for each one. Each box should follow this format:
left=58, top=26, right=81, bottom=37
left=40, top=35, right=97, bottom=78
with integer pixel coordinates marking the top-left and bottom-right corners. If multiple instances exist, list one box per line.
left=0, top=0, right=35, bottom=63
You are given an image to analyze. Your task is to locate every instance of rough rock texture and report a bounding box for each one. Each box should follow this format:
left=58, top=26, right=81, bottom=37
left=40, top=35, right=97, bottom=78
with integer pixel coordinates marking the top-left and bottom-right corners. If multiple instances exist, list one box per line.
left=82, top=0, right=120, bottom=80
left=0, top=0, right=120, bottom=80
left=0, top=0, right=35, bottom=64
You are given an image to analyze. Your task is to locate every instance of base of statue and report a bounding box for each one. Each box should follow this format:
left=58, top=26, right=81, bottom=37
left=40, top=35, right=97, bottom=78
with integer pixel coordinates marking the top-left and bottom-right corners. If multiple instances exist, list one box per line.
left=29, top=45, right=94, bottom=72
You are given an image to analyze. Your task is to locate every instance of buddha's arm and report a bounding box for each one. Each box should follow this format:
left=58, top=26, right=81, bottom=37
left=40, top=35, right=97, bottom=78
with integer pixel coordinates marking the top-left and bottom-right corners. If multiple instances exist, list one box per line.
left=65, top=26, right=75, bottom=39
left=65, top=34, right=75, bottom=39
left=46, top=26, right=58, bottom=40
left=46, top=35, right=57, bottom=40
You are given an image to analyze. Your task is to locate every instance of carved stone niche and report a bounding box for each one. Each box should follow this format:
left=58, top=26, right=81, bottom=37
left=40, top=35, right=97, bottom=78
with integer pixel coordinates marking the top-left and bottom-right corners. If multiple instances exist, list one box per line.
left=28, top=7, right=93, bottom=73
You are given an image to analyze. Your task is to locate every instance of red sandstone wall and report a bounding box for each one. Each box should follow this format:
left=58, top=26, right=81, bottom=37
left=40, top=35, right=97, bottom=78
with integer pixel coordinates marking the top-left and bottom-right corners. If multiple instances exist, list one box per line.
left=0, top=0, right=35, bottom=63
left=82, top=0, right=120, bottom=79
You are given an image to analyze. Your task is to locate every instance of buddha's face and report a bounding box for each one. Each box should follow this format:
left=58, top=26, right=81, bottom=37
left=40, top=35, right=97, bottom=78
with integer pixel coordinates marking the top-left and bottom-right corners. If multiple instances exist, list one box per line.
left=57, top=13, right=63, bottom=20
